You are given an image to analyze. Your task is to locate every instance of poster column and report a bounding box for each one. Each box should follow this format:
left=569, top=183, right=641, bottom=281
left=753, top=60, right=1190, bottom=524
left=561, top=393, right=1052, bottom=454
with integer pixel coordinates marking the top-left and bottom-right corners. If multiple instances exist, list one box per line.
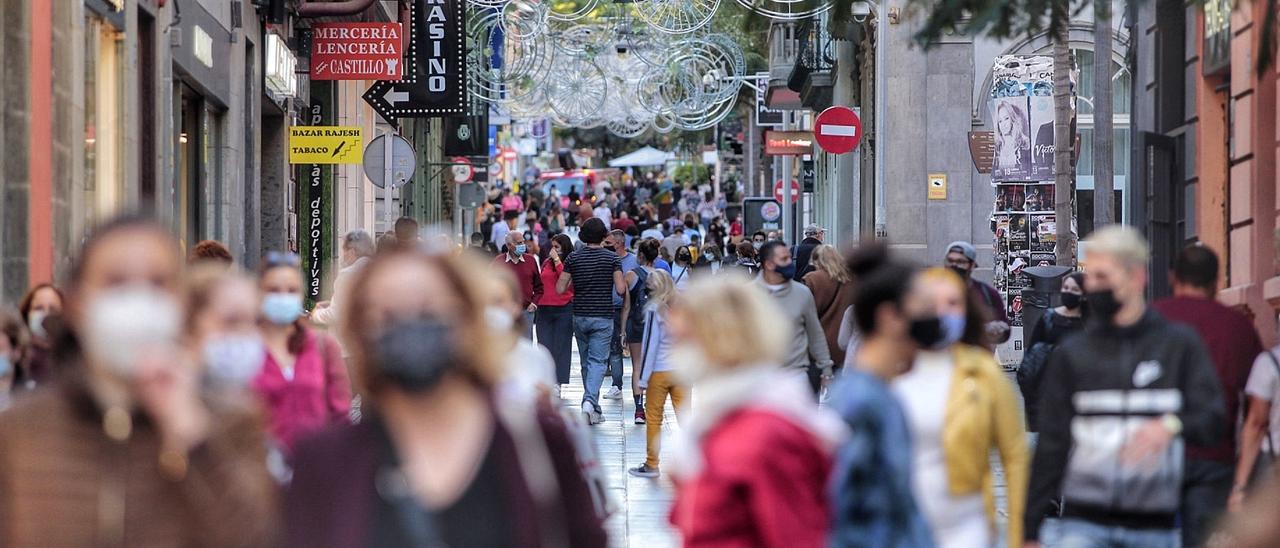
left=299, top=81, right=336, bottom=309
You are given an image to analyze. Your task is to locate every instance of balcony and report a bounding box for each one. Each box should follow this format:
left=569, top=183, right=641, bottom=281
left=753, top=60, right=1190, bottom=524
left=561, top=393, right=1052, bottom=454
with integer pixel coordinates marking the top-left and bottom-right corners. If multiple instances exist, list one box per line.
left=792, top=15, right=835, bottom=110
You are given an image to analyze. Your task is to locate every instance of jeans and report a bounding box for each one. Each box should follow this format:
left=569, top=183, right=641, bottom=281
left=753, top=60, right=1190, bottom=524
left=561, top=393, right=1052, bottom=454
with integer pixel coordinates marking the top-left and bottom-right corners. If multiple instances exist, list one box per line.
left=607, top=306, right=624, bottom=389
left=1181, top=458, right=1234, bottom=548
left=644, top=371, right=689, bottom=468
left=535, top=305, right=574, bottom=384
left=574, top=316, right=613, bottom=413
left=523, top=310, right=535, bottom=340
left=1057, top=518, right=1178, bottom=548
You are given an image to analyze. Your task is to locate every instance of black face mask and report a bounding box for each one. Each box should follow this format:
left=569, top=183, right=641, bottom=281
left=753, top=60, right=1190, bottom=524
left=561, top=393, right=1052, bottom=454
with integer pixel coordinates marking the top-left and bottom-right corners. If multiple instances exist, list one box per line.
left=1086, top=289, right=1123, bottom=322
left=948, top=265, right=971, bottom=281
left=1060, top=292, right=1083, bottom=310
left=908, top=317, right=945, bottom=348
left=373, top=318, right=460, bottom=393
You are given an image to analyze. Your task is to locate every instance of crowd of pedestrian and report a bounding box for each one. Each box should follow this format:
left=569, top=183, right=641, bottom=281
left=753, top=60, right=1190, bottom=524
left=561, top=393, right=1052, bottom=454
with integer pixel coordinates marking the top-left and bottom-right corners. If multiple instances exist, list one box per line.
left=2, top=185, right=1280, bottom=548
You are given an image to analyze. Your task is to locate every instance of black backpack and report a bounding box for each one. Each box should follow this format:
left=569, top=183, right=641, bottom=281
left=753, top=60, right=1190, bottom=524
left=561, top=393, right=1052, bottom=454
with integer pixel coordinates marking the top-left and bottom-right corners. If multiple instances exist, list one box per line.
left=627, top=267, right=651, bottom=333
left=1017, top=310, right=1056, bottom=431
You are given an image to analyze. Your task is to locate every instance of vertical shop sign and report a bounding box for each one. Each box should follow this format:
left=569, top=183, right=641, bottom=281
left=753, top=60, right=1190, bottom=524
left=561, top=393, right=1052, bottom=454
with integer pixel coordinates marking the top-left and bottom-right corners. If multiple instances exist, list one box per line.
left=300, top=83, right=336, bottom=307
left=363, top=0, right=468, bottom=122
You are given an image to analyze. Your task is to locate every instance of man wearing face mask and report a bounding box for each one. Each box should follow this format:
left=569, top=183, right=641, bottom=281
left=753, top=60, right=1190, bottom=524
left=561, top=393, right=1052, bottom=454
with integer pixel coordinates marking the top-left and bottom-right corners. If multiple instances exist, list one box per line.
left=491, top=232, right=544, bottom=340
left=1025, top=227, right=1226, bottom=548
left=755, top=240, right=833, bottom=395
left=943, top=241, right=1010, bottom=344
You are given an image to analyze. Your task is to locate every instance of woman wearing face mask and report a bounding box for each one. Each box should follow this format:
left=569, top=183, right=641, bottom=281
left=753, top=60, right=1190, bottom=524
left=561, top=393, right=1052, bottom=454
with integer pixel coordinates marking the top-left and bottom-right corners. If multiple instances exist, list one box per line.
left=0, top=216, right=278, bottom=546
left=0, top=310, right=28, bottom=410
left=1018, top=271, right=1086, bottom=437
left=828, top=244, right=934, bottom=547
left=182, top=265, right=266, bottom=393
left=891, top=267, right=1028, bottom=548
left=671, top=246, right=694, bottom=290
left=284, top=250, right=607, bottom=548
left=253, top=252, right=351, bottom=455
left=17, top=283, right=63, bottom=387
left=536, top=234, right=576, bottom=389
left=667, top=276, right=845, bottom=548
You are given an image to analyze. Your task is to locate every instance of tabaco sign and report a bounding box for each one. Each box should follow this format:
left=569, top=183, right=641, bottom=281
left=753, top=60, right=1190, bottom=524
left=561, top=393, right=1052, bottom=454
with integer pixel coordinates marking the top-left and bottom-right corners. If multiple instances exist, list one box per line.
left=311, top=23, right=404, bottom=80
left=764, top=130, right=814, bottom=156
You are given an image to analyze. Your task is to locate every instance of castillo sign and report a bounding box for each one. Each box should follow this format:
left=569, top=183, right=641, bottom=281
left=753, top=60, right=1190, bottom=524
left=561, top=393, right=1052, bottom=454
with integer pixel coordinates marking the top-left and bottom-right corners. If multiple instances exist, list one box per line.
left=311, top=23, right=404, bottom=81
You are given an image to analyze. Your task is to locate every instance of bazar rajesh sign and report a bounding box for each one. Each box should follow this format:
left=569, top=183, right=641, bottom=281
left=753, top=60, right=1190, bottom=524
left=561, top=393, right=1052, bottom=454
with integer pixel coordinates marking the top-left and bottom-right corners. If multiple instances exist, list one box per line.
left=289, top=126, right=364, bottom=164
left=311, top=23, right=404, bottom=80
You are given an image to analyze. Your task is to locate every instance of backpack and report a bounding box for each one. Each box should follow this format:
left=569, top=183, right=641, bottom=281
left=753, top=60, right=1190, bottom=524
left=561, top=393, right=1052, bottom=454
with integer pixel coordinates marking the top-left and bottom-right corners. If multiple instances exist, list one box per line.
left=627, top=267, right=651, bottom=334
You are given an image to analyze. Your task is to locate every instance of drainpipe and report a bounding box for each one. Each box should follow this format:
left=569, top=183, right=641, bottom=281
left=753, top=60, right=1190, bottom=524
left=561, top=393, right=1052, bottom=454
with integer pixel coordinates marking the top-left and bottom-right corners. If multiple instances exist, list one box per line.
left=873, top=0, right=887, bottom=239
left=297, top=0, right=379, bottom=18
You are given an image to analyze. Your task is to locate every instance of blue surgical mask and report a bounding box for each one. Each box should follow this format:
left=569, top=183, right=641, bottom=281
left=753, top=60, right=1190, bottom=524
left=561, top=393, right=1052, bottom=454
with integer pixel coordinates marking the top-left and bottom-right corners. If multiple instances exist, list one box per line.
left=203, top=334, right=265, bottom=387
left=938, top=313, right=966, bottom=348
left=514, top=244, right=527, bottom=256
left=0, top=356, right=11, bottom=377
left=262, top=292, right=303, bottom=325
left=776, top=262, right=797, bottom=282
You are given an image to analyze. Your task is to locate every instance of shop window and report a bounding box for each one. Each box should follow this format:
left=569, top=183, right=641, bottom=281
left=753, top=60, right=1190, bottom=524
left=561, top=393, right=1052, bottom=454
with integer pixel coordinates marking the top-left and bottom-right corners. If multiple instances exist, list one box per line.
left=84, top=15, right=124, bottom=225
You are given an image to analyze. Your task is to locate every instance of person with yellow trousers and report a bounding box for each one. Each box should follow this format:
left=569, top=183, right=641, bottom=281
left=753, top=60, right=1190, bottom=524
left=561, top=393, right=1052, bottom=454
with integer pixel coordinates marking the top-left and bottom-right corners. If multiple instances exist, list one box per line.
left=629, top=270, right=686, bottom=478
left=891, top=267, right=1028, bottom=548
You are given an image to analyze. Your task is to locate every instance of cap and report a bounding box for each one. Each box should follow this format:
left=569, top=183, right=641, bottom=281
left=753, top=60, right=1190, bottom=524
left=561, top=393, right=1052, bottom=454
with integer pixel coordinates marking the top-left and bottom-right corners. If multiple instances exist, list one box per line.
left=803, top=224, right=825, bottom=237
left=946, top=241, right=977, bottom=263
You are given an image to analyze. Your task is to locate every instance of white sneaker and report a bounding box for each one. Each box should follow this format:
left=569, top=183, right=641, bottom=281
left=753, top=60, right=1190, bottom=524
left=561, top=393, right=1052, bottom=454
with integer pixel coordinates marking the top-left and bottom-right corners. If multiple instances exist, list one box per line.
left=603, top=386, right=623, bottom=400
left=581, top=402, right=603, bottom=425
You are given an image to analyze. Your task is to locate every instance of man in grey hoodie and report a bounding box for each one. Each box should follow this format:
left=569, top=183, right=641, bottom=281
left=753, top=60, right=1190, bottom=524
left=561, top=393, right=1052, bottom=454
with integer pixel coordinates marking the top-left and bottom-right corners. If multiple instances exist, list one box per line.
left=755, top=240, right=833, bottom=394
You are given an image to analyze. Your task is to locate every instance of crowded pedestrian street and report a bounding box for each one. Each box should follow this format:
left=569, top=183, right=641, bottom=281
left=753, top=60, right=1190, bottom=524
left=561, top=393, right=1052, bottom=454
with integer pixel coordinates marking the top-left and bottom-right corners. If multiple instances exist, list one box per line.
left=7, top=0, right=1280, bottom=547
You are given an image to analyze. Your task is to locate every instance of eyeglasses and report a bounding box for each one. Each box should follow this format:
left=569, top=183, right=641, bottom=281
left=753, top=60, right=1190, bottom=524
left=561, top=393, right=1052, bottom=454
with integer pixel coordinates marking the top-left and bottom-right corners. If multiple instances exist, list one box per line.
left=264, top=251, right=301, bottom=268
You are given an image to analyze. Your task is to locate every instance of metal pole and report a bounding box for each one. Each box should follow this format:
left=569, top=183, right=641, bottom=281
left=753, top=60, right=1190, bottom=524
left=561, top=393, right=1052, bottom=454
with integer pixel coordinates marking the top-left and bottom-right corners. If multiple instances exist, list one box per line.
left=747, top=108, right=756, bottom=197
left=781, top=111, right=792, bottom=245
left=384, top=131, right=395, bottom=231
left=874, top=3, right=887, bottom=239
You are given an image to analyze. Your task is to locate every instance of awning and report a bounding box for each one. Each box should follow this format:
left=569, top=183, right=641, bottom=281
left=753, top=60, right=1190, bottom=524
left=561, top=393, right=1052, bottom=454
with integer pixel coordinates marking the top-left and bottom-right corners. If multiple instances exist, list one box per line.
left=607, top=146, right=675, bottom=167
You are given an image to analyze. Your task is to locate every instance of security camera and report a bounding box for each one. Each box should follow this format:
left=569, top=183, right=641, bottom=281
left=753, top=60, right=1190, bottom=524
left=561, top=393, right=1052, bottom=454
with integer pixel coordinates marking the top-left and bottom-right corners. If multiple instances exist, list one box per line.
left=851, top=0, right=872, bottom=22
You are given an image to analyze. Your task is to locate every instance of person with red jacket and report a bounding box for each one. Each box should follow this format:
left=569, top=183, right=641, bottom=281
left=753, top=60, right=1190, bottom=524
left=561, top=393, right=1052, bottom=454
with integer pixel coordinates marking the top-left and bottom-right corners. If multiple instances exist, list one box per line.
left=492, top=231, right=544, bottom=340
left=666, top=277, right=845, bottom=548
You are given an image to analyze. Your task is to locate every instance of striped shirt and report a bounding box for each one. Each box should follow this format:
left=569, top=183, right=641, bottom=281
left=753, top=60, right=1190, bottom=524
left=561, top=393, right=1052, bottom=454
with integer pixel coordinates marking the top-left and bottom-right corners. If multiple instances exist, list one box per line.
left=565, top=246, right=620, bottom=318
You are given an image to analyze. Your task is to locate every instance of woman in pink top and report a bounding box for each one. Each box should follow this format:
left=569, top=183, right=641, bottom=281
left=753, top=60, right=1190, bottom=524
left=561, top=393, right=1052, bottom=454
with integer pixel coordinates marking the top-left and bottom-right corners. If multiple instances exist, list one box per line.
left=535, top=234, right=575, bottom=387
left=253, top=251, right=351, bottom=455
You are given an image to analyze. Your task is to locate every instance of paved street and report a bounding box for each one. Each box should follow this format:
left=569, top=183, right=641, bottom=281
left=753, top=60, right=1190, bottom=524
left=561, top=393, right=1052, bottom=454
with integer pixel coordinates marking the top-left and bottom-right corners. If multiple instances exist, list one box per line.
left=556, top=348, right=680, bottom=548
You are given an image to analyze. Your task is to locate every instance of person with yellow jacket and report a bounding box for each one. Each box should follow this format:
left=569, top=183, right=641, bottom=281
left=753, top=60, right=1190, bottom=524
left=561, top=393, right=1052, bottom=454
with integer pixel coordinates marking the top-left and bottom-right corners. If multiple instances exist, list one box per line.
left=891, top=267, right=1028, bottom=548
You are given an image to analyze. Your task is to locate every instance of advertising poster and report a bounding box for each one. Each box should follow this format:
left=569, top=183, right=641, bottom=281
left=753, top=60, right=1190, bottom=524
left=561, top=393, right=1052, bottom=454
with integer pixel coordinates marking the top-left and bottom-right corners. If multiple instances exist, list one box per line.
left=1023, top=184, right=1054, bottom=213
left=1007, top=215, right=1030, bottom=251
left=1031, top=214, right=1056, bottom=251
left=1029, top=96, right=1056, bottom=180
left=990, top=97, right=1032, bottom=181
left=995, top=184, right=1025, bottom=213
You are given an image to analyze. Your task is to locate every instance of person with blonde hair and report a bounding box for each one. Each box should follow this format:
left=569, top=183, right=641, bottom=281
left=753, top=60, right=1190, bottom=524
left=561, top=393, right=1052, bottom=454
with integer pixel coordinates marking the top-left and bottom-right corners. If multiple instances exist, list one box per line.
left=803, top=244, right=857, bottom=368
left=628, top=270, right=684, bottom=478
left=892, top=267, right=1027, bottom=548
left=1025, top=226, right=1225, bottom=548
left=285, top=249, right=607, bottom=547
left=667, top=276, right=845, bottom=548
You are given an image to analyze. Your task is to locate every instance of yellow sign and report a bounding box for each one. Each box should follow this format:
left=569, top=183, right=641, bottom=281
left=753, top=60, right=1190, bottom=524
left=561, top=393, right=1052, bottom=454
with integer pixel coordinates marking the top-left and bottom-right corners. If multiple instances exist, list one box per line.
left=928, top=173, right=948, bottom=200
left=289, top=126, right=363, bottom=164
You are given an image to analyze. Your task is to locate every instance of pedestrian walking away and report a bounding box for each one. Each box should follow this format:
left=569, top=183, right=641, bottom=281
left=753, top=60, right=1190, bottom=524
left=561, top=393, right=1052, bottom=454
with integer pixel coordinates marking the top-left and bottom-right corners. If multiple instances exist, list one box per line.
left=802, top=245, right=857, bottom=370
left=628, top=270, right=686, bottom=478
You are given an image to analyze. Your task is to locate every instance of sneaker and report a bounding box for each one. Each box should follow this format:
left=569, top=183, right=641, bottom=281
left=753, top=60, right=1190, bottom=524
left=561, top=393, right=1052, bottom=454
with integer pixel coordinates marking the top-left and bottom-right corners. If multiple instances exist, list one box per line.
left=581, top=402, right=604, bottom=425
left=603, top=386, right=624, bottom=400
left=628, top=464, right=660, bottom=478
left=634, top=408, right=646, bottom=425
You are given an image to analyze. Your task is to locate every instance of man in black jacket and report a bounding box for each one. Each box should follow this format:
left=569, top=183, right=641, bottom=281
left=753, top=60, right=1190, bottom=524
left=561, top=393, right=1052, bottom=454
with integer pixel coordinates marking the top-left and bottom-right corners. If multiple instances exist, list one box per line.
left=1025, top=226, right=1225, bottom=548
left=792, top=224, right=825, bottom=280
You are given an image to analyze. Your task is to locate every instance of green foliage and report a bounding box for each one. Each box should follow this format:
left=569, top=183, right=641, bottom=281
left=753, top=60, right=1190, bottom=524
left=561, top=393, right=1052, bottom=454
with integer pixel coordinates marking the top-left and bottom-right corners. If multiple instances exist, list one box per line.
left=673, top=162, right=711, bottom=185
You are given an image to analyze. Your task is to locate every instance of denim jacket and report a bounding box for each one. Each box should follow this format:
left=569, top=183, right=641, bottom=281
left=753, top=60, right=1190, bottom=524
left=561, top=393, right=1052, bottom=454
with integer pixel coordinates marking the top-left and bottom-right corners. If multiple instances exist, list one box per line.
left=828, top=369, right=934, bottom=548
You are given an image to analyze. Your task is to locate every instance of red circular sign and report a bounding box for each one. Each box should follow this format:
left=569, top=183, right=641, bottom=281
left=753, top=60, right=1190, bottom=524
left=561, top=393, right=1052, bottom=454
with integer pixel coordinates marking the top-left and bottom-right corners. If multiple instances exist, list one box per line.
left=814, top=106, right=862, bottom=154
left=773, top=179, right=800, bottom=204
left=450, top=156, right=474, bottom=183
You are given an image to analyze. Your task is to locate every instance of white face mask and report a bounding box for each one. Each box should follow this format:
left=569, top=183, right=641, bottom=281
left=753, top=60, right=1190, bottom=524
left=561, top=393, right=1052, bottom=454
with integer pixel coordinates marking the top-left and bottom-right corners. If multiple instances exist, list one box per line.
left=671, top=344, right=714, bottom=384
left=82, top=286, right=182, bottom=379
left=485, top=306, right=515, bottom=333
left=202, top=334, right=266, bottom=387
left=27, top=310, right=48, bottom=340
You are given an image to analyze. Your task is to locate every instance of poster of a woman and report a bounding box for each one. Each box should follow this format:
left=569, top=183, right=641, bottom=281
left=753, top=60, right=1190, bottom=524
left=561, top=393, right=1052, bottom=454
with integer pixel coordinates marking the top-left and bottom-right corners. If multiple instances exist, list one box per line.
left=991, top=97, right=1032, bottom=181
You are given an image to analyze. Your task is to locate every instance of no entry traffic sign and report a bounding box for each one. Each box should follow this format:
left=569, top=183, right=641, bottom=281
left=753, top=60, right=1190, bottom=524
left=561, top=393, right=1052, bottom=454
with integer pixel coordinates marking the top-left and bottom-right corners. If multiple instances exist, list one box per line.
left=450, top=157, right=474, bottom=183
left=774, top=179, right=800, bottom=204
left=814, top=106, right=862, bottom=154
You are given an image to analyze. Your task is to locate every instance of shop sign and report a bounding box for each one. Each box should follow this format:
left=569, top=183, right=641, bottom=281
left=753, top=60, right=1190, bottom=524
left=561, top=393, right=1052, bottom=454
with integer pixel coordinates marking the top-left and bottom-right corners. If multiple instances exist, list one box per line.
left=311, top=23, right=404, bottom=81
left=363, top=0, right=468, bottom=122
left=754, top=72, right=783, bottom=127
left=300, top=85, right=337, bottom=307
left=288, top=126, right=364, bottom=164
left=763, top=130, right=814, bottom=156
left=928, top=173, right=948, bottom=200
left=266, top=33, right=297, bottom=98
